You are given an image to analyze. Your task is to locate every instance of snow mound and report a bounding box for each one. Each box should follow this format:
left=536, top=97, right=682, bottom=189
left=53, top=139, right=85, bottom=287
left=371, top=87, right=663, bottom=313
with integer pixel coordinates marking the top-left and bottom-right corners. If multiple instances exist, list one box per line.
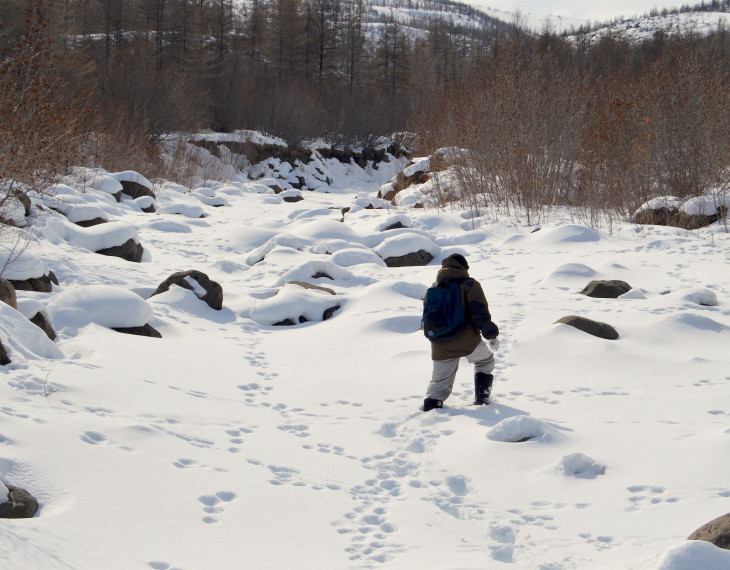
left=0, top=302, right=63, bottom=360
left=661, top=313, right=728, bottom=334
left=536, top=224, right=602, bottom=245
left=620, top=288, right=648, bottom=300
left=556, top=452, right=606, bottom=479
left=292, top=218, right=359, bottom=242
left=487, top=416, right=557, bottom=443
left=143, top=218, right=192, bottom=233
left=631, top=539, right=730, bottom=570
left=250, top=283, right=340, bottom=326
left=48, top=285, right=153, bottom=330
left=673, top=288, right=718, bottom=307
left=544, top=262, right=597, bottom=282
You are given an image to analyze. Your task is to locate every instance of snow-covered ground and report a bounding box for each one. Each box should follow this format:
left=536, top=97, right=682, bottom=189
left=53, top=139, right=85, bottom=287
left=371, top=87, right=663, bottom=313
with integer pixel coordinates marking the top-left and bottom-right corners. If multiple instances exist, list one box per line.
left=1, top=151, right=730, bottom=569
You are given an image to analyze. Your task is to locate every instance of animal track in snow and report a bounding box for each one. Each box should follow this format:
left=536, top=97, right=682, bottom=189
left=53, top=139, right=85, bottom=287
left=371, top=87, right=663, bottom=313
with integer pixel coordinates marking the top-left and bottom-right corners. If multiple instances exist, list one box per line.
left=579, top=532, right=616, bottom=550
left=198, top=491, right=238, bottom=523
left=277, top=423, right=310, bottom=437
left=148, top=562, right=184, bottom=570
left=81, top=431, right=108, bottom=445
left=625, top=485, right=679, bottom=510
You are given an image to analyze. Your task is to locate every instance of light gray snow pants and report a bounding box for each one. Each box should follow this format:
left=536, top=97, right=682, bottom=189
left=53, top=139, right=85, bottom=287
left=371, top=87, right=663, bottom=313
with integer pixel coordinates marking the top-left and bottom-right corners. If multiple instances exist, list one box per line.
left=426, top=340, right=495, bottom=402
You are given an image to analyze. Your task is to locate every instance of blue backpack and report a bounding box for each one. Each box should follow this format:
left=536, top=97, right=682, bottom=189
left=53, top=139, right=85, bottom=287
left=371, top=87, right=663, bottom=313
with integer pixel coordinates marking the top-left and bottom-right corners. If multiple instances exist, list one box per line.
left=422, top=280, right=468, bottom=342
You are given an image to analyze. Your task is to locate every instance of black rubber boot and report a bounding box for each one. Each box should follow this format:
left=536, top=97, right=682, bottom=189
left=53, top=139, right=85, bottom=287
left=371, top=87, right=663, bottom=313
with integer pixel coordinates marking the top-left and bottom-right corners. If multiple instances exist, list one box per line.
left=423, top=398, right=443, bottom=412
left=473, top=373, right=493, bottom=405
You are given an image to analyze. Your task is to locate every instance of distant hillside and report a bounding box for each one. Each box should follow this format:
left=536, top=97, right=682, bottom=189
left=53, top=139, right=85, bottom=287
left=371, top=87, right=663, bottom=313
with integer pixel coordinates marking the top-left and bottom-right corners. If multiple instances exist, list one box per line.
left=362, top=0, right=512, bottom=37
left=567, top=10, right=730, bottom=44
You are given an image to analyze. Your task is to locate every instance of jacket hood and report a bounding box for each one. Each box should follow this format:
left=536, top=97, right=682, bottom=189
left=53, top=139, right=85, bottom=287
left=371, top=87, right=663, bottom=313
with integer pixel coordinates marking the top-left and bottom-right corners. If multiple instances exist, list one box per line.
left=436, top=262, right=470, bottom=283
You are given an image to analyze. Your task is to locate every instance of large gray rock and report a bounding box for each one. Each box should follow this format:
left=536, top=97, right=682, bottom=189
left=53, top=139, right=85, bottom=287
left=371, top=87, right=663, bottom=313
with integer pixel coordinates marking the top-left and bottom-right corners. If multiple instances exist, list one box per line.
left=30, top=312, right=57, bottom=341
left=152, top=270, right=223, bottom=310
left=689, top=512, right=730, bottom=549
left=0, top=277, right=17, bottom=309
left=0, top=485, right=38, bottom=518
left=382, top=249, right=434, bottom=267
left=96, top=239, right=144, bottom=263
left=555, top=315, right=619, bottom=340
left=580, top=280, right=632, bottom=299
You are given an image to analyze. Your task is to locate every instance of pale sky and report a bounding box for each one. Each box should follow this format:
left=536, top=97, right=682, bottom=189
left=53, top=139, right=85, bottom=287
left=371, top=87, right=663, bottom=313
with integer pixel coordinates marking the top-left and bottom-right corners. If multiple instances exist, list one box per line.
left=480, top=1, right=683, bottom=23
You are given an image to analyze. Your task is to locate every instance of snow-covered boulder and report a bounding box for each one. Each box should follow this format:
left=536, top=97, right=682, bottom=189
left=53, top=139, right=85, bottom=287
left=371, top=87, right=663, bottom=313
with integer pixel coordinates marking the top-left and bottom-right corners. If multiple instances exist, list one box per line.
left=280, top=189, right=304, bottom=203
left=151, top=270, right=223, bottom=310
left=250, top=282, right=340, bottom=326
left=0, top=301, right=63, bottom=361
left=46, top=218, right=145, bottom=263
left=86, top=173, right=124, bottom=200
left=677, top=191, right=728, bottom=229
left=48, top=285, right=154, bottom=333
left=0, top=247, right=57, bottom=292
left=16, top=298, right=56, bottom=340
left=330, top=248, right=386, bottom=268
left=242, top=181, right=278, bottom=195
left=111, top=170, right=155, bottom=200
left=65, top=204, right=110, bottom=227
left=134, top=196, right=157, bottom=213
left=375, top=233, right=440, bottom=267
left=635, top=189, right=728, bottom=229
left=633, top=196, right=681, bottom=226
left=376, top=215, right=411, bottom=232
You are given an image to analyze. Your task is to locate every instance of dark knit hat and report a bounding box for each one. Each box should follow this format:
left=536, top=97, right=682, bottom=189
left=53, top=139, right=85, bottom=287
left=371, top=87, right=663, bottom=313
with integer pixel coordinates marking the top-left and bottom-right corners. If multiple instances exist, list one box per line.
left=445, top=253, right=469, bottom=270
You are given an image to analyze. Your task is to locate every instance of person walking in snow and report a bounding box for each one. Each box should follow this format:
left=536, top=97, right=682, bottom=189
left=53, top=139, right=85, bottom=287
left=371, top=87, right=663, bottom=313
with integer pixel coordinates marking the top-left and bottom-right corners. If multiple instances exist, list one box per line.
left=422, top=253, right=500, bottom=411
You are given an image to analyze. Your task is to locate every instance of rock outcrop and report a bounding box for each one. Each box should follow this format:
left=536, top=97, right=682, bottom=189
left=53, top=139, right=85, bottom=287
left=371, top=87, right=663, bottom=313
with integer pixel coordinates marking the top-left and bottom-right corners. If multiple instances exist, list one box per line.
left=689, top=512, right=730, bottom=550
left=152, top=270, right=223, bottom=310
left=555, top=315, right=619, bottom=340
